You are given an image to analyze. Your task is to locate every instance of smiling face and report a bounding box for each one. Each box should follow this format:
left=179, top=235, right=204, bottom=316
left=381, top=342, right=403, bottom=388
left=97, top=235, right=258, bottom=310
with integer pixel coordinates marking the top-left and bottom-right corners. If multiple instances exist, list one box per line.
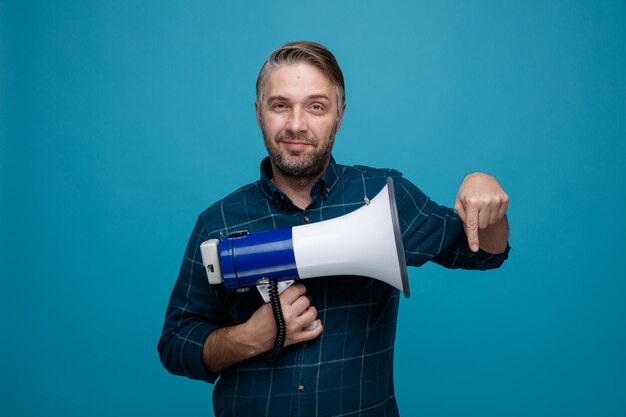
left=256, top=63, right=344, bottom=179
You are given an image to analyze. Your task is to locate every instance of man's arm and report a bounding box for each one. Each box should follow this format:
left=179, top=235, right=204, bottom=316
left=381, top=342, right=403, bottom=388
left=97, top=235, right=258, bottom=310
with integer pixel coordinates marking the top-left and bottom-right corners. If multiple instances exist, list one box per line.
left=159, top=215, right=324, bottom=380
left=202, top=283, right=323, bottom=373
left=454, top=172, right=509, bottom=254
left=392, top=172, right=508, bottom=270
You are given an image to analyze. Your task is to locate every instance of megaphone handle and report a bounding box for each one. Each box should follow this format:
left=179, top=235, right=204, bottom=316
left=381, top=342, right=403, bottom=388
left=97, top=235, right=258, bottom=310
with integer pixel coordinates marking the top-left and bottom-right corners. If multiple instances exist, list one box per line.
left=257, top=281, right=318, bottom=327
left=258, top=280, right=318, bottom=363
left=256, top=280, right=294, bottom=303
left=266, top=280, right=286, bottom=363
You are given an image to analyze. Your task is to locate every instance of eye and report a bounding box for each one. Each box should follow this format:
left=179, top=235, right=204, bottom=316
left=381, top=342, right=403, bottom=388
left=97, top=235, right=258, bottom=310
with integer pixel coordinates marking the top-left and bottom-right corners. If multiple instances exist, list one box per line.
left=309, top=103, right=325, bottom=112
left=271, top=103, right=288, bottom=112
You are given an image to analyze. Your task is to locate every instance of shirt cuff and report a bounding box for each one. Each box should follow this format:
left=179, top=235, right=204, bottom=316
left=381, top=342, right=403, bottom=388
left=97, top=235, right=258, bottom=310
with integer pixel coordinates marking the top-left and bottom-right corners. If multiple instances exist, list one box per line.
left=468, top=242, right=511, bottom=268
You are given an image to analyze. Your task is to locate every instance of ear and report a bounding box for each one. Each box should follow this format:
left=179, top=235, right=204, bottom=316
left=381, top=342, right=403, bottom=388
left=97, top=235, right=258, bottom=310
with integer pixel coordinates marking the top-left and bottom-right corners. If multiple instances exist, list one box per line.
left=254, top=101, right=263, bottom=129
left=335, top=103, right=346, bottom=132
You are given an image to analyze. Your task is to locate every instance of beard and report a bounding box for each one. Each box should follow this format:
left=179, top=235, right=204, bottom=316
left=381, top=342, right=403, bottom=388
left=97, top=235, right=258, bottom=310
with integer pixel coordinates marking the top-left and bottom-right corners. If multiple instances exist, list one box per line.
left=262, top=126, right=336, bottom=179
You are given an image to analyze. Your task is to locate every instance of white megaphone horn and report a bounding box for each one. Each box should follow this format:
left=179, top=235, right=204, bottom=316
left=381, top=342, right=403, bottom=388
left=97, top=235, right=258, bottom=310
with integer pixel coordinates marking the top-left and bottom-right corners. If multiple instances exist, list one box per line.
left=200, top=178, right=410, bottom=298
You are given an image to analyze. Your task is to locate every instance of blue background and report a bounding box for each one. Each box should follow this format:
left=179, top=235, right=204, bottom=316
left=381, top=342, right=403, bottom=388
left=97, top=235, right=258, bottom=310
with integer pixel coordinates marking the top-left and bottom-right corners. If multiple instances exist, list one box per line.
left=2, top=1, right=625, bottom=415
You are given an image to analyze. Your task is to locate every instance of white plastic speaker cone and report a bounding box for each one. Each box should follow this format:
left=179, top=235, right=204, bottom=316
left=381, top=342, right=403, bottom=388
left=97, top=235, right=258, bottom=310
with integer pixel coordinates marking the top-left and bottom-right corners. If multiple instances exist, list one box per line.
left=292, top=178, right=409, bottom=297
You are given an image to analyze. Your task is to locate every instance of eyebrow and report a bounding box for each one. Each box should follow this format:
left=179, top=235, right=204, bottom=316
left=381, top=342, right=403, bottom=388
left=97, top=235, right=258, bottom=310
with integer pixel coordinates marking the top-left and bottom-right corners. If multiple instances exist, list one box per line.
left=266, top=94, right=331, bottom=103
left=307, top=94, right=331, bottom=101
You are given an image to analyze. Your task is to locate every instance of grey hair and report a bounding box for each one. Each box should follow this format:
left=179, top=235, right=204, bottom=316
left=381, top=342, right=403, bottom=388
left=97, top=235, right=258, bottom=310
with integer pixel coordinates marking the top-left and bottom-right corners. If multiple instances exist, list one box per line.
left=256, top=41, right=345, bottom=117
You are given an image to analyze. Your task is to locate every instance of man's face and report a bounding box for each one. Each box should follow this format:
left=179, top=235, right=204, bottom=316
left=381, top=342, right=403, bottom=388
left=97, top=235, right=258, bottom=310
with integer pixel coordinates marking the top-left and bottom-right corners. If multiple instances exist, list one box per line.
left=256, top=63, right=343, bottom=178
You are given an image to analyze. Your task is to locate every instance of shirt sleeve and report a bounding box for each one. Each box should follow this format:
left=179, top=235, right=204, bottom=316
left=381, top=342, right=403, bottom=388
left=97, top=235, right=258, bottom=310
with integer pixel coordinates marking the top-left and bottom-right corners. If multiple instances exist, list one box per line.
left=157, top=216, right=225, bottom=383
left=430, top=231, right=510, bottom=269
left=394, top=175, right=509, bottom=270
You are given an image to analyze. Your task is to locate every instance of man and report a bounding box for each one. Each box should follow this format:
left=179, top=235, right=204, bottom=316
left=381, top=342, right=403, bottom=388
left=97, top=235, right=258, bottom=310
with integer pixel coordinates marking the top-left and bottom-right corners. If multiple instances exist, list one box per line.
left=158, top=41, right=509, bottom=416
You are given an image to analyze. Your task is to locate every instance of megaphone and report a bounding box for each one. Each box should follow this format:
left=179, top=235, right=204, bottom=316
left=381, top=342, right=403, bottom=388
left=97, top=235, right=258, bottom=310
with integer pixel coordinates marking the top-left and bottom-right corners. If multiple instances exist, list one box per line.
left=200, top=177, right=410, bottom=298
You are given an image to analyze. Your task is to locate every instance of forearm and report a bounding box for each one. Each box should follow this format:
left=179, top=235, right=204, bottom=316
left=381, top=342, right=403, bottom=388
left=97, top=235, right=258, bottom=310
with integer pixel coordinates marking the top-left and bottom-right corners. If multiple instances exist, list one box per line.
left=202, top=322, right=267, bottom=373
left=476, top=215, right=509, bottom=254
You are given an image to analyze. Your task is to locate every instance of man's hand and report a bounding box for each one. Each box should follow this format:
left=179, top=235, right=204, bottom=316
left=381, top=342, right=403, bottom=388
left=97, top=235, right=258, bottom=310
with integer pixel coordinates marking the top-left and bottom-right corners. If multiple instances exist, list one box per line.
left=245, top=283, right=322, bottom=351
left=203, top=283, right=322, bottom=373
left=454, top=172, right=509, bottom=253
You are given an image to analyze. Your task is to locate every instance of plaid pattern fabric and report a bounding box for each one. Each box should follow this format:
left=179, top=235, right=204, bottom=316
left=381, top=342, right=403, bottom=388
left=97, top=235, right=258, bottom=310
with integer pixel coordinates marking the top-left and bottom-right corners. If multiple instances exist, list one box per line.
left=159, top=157, right=508, bottom=417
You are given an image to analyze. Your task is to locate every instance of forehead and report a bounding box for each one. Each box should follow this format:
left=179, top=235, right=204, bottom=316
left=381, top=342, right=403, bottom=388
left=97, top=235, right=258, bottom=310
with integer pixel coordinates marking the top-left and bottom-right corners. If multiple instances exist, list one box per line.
left=262, top=63, right=336, bottom=100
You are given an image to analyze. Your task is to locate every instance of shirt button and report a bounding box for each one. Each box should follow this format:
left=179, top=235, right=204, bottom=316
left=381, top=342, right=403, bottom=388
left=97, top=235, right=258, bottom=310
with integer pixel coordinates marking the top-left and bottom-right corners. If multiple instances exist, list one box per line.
left=297, top=384, right=305, bottom=392
left=303, top=216, right=310, bottom=222
left=302, top=342, right=308, bottom=348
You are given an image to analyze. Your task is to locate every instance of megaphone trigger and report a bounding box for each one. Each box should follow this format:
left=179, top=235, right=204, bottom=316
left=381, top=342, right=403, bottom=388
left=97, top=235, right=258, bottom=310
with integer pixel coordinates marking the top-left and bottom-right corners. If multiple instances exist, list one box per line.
left=303, top=320, right=318, bottom=331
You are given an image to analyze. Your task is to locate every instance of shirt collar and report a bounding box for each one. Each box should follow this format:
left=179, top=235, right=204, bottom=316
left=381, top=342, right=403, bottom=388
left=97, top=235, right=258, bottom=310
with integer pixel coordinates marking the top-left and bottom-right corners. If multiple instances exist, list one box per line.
left=259, top=156, right=341, bottom=208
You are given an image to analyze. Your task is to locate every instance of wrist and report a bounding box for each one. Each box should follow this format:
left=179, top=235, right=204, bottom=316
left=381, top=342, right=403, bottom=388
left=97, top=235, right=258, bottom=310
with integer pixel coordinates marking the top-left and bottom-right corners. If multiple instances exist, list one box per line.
left=238, top=321, right=267, bottom=357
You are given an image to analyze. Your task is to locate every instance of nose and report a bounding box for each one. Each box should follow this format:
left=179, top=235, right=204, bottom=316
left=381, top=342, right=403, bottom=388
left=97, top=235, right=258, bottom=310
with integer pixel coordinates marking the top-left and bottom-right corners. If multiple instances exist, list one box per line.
left=286, top=107, right=307, bottom=134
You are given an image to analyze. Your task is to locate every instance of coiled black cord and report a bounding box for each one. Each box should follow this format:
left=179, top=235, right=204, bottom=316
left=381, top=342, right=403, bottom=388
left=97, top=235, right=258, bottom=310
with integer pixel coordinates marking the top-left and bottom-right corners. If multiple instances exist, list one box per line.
left=266, top=280, right=286, bottom=363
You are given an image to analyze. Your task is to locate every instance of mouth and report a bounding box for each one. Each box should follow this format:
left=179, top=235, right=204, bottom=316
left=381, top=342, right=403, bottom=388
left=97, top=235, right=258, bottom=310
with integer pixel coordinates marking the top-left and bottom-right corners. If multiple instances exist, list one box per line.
left=278, top=139, right=316, bottom=152
left=280, top=140, right=313, bottom=145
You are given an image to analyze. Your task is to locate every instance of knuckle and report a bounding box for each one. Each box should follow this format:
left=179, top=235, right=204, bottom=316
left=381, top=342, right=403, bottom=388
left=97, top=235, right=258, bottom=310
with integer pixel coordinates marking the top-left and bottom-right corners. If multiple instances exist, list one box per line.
left=293, top=282, right=306, bottom=292
left=297, top=300, right=307, bottom=311
left=466, top=219, right=478, bottom=230
left=283, top=310, right=295, bottom=323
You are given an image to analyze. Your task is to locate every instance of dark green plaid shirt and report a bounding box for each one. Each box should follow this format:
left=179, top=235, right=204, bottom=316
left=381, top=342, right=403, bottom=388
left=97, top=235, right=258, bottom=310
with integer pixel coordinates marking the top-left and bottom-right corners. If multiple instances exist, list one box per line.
left=159, top=157, right=508, bottom=417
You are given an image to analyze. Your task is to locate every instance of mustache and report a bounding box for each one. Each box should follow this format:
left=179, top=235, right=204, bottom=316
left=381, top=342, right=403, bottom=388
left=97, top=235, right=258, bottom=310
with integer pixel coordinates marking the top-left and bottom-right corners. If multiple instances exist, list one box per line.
left=276, top=132, right=318, bottom=145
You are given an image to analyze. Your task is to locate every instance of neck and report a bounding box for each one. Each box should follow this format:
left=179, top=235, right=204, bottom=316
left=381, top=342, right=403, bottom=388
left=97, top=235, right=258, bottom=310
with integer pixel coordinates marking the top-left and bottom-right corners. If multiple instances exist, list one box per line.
left=271, top=163, right=328, bottom=210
